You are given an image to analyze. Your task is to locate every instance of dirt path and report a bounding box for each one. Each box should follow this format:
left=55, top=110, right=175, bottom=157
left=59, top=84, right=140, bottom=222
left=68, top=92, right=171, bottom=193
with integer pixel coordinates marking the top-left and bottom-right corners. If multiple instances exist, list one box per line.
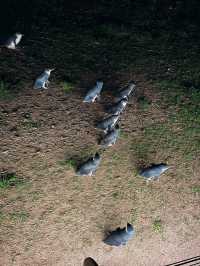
left=0, top=77, right=200, bottom=266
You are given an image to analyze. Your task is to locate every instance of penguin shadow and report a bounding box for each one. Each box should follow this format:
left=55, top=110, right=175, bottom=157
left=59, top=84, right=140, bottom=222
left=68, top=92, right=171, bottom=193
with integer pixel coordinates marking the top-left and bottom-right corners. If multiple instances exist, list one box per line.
left=96, top=132, right=117, bottom=149
left=96, top=134, right=106, bottom=146
left=83, top=257, right=99, bottom=266
left=134, top=161, right=152, bottom=177
left=100, top=93, right=116, bottom=112
left=64, top=154, right=85, bottom=172
left=133, top=156, right=149, bottom=175
left=102, top=222, right=118, bottom=239
left=0, top=46, right=24, bottom=54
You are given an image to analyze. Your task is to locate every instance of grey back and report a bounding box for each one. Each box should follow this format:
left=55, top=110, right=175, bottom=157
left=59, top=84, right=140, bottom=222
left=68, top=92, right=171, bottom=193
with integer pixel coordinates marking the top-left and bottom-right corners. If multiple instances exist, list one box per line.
left=140, top=163, right=169, bottom=180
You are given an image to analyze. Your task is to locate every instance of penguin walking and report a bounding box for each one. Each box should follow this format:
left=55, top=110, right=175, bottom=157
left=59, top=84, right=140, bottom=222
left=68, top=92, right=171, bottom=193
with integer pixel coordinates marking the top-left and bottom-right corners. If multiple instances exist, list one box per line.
left=76, top=153, right=101, bottom=176
left=139, top=163, right=169, bottom=181
left=0, top=33, right=23, bottom=49
left=34, top=69, right=54, bottom=89
left=103, top=223, right=135, bottom=246
left=100, top=124, right=120, bottom=147
left=96, top=115, right=119, bottom=133
left=83, top=81, right=103, bottom=103
left=106, top=97, right=128, bottom=115
left=116, top=82, right=136, bottom=101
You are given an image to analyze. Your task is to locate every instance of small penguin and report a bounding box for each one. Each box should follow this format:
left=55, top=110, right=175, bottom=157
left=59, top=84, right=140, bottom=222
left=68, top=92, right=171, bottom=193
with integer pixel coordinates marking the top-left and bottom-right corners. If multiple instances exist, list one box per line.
left=76, top=153, right=101, bottom=176
left=1, top=33, right=24, bottom=49
left=34, top=69, right=54, bottom=89
left=83, top=257, right=98, bottom=266
left=83, top=81, right=103, bottom=103
left=116, top=82, right=136, bottom=100
left=139, top=163, right=169, bottom=181
left=96, top=115, right=119, bottom=132
left=106, top=97, right=128, bottom=115
left=103, top=223, right=134, bottom=246
left=100, top=124, right=120, bottom=147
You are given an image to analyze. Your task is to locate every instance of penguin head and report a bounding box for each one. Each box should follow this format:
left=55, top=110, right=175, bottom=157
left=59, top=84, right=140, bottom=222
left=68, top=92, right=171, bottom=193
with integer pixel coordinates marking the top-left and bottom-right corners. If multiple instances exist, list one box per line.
left=115, top=124, right=120, bottom=130
left=15, top=32, right=23, bottom=37
left=94, top=153, right=100, bottom=160
left=45, top=68, right=55, bottom=75
left=128, top=82, right=136, bottom=91
left=96, top=81, right=103, bottom=87
left=126, top=223, right=133, bottom=232
left=121, top=96, right=128, bottom=103
left=113, top=114, right=120, bottom=121
left=159, top=163, right=170, bottom=172
left=14, top=33, right=23, bottom=44
left=129, top=81, right=136, bottom=86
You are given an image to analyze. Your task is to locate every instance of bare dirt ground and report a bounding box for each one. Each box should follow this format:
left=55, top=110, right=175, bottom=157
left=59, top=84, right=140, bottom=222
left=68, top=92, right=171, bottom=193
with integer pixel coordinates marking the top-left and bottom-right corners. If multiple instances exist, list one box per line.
left=0, top=75, right=200, bottom=266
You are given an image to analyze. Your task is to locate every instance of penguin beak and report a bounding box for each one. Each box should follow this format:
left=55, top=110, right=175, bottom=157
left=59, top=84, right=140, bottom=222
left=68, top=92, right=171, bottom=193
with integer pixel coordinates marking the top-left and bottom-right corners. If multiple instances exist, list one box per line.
left=50, top=68, right=55, bottom=72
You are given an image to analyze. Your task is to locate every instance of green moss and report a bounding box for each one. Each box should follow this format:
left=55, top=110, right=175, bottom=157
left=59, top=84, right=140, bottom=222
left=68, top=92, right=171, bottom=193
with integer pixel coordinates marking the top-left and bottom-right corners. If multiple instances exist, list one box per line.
left=0, top=173, right=23, bottom=189
left=9, top=211, right=29, bottom=222
left=191, top=186, right=200, bottom=193
left=0, top=81, right=13, bottom=100
left=153, top=219, right=163, bottom=233
left=138, top=96, right=152, bottom=110
left=65, top=159, right=77, bottom=169
left=22, top=119, right=41, bottom=129
left=61, top=82, right=75, bottom=93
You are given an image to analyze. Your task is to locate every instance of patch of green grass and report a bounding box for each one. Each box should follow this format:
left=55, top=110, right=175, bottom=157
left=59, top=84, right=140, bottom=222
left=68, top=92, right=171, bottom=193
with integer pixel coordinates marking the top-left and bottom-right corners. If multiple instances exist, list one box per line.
left=72, top=175, right=82, bottom=191
left=22, top=119, right=41, bottom=129
left=59, top=158, right=77, bottom=169
left=127, top=179, right=136, bottom=188
left=157, top=80, right=200, bottom=123
left=112, top=153, right=121, bottom=161
left=130, top=208, right=139, bottom=223
left=65, top=159, right=77, bottom=169
left=191, top=186, right=200, bottom=193
left=28, top=190, right=44, bottom=201
left=0, top=173, right=22, bottom=189
left=105, top=167, right=113, bottom=180
left=152, top=80, right=200, bottom=161
left=0, top=81, right=13, bottom=100
left=155, top=80, right=182, bottom=92
left=58, top=160, right=67, bottom=166
left=119, top=130, right=129, bottom=139
left=9, top=211, right=29, bottom=222
left=61, top=81, right=75, bottom=93
left=111, top=191, right=119, bottom=199
left=138, top=95, right=151, bottom=110
left=153, top=219, right=163, bottom=233
left=0, top=211, right=5, bottom=224
left=130, top=106, right=200, bottom=163
left=130, top=141, right=151, bottom=161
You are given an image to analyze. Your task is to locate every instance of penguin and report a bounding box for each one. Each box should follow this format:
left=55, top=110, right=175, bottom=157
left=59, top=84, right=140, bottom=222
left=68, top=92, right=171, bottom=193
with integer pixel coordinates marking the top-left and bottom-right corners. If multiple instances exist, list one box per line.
left=0, top=33, right=24, bottom=49
left=103, top=223, right=135, bottom=246
left=99, top=124, right=120, bottom=147
left=106, top=97, right=128, bottom=115
left=83, top=81, right=103, bottom=103
left=33, top=69, right=54, bottom=89
left=116, top=82, right=136, bottom=101
left=96, top=115, right=119, bottom=132
left=139, top=163, right=169, bottom=181
left=76, top=153, right=101, bottom=176
left=83, top=257, right=98, bottom=266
